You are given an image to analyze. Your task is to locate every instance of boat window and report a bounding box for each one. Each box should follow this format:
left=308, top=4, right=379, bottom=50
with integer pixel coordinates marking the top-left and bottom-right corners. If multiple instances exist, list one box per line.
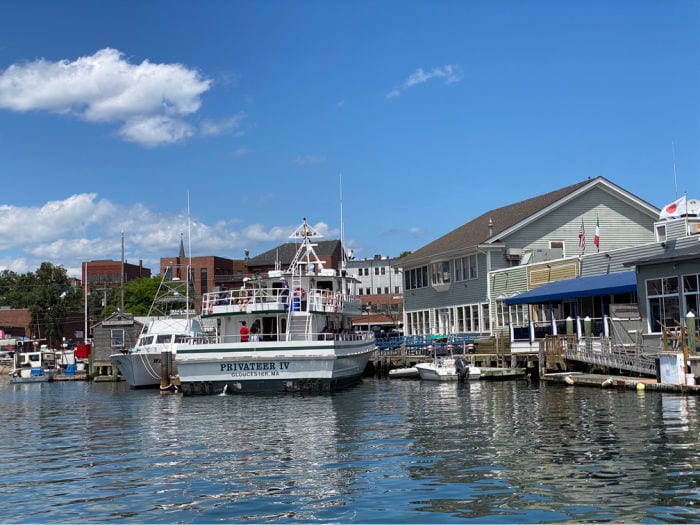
left=175, top=335, right=190, bottom=343
left=157, top=335, right=172, bottom=344
left=139, top=336, right=155, bottom=346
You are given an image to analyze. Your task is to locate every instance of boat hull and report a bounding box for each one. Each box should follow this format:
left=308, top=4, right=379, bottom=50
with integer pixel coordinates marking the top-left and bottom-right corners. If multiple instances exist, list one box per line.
left=388, top=366, right=419, bottom=379
left=415, top=362, right=481, bottom=381
left=111, top=352, right=170, bottom=389
left=9, top=369, right=56, bottom=383
left=176, top=340, right=374, bottom=395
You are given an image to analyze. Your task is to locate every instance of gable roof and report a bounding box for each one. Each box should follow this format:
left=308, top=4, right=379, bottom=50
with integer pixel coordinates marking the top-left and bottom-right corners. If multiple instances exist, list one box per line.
left=398, top=177, right=658, bottom=267
left=246, top=239, right=342, bottom=267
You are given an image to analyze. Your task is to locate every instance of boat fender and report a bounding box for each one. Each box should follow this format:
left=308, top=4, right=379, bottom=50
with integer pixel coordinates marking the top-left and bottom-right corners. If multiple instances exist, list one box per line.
left=333, top=292, right=341, bottom=312
left=455, top=357, right=469, bottom=381
left=293, top=287, right=306, bottom=300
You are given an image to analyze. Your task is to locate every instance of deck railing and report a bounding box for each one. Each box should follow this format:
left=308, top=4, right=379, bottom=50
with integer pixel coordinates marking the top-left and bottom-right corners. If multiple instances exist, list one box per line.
left=201, top=287, right=362, bottom=316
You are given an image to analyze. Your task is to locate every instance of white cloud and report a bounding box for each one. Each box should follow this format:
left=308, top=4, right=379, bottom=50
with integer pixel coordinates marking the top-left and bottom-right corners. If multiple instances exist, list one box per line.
left=200, top=111, right=246, bottom=137
left=0, top=194, right=115, bottom=249
left=0, top=194, right=334, bottom=278
left=386, top=64, right=463, bottom=99
left=233, top=146, right=250, bottom=157
left=0, top=48, right=213, bottom=147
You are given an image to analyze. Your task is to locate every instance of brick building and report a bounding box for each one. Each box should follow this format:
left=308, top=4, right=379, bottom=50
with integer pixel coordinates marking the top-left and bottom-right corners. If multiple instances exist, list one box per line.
left=82, top=259, right=151, bottom=293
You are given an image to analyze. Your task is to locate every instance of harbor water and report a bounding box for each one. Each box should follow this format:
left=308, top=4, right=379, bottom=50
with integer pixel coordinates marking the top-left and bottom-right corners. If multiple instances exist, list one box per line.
left=1, top=377, right=698, bottom=523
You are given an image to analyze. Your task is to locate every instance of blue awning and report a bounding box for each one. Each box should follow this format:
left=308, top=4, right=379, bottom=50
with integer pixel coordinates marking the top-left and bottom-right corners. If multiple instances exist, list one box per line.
left=505, top=271, right=637, bottom=305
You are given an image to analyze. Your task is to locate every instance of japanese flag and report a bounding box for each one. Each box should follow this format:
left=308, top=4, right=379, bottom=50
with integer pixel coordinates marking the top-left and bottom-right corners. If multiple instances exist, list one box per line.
left=659, top=196, right=687, bottom=220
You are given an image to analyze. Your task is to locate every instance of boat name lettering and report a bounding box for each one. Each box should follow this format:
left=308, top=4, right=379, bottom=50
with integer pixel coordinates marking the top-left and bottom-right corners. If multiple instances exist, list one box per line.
left=219, top=361, right=291, bottom=376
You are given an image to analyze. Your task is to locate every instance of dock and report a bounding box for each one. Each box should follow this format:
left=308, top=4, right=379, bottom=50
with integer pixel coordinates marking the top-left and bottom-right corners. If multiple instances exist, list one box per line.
left=543, top=372, right=700, bottom=394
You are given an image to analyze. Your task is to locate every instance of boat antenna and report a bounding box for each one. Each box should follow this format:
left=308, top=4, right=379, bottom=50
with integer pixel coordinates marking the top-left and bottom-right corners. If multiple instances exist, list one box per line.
left=340, top=173, right=346, bottom=271
left=672, top=141, right=679, bottom=198
left=187, top=191, right=192, bottom=318
left=120, top=231, right=125, bottom=312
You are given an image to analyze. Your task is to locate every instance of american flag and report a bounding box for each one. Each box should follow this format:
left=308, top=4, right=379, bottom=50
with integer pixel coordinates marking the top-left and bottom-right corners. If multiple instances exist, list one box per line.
left=578, top=218, right=585, bottom=252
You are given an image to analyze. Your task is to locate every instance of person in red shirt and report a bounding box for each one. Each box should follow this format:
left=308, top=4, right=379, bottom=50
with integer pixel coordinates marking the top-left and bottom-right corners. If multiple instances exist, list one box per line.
left=240, top=321, right=250, bottom=342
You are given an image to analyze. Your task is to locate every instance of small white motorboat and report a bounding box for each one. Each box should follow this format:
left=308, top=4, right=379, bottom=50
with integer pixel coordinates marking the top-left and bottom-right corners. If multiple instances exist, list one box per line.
left=388, top=366, right=419, bottom=379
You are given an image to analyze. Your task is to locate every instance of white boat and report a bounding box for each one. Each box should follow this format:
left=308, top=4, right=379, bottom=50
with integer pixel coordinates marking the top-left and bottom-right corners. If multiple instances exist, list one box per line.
left=388, top=366, right=419, bottom=379
left=9, top=347, right=58, bottom=383
left=175, top=219, right=376, bottom=395
left=415, top=356, right=481, bottom=382
left=111, top=265, right=204, bottom=390
left=111, top=317, right=204, bottom=389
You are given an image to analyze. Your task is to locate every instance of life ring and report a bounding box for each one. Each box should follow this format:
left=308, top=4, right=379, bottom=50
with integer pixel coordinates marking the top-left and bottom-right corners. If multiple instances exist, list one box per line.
left=293, top=287, right=306, bottom=300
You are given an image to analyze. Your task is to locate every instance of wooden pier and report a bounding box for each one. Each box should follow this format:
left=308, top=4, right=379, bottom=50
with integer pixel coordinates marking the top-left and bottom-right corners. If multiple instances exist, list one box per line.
left=368, top=336, right=538, bottom=377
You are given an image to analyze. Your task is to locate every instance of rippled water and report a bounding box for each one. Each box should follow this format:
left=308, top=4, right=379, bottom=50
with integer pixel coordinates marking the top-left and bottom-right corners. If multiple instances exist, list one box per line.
left=0, top=378, right=698, bottom=523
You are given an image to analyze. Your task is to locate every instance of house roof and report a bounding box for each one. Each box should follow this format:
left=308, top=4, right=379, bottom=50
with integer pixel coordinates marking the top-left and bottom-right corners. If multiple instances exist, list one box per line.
left=505, top=271, right=637, bottom=305
left=246, top=239, right=342, bottom=267
left=398, top=177, right=659, bottom=267
left=623, top=241, right=700, bottom=267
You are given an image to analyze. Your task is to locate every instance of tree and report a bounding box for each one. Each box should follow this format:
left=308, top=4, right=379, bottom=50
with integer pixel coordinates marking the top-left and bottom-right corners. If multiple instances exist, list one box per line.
left=102, top=276, right=190, bottom=317
left=23, top=263, right=81, bottom=346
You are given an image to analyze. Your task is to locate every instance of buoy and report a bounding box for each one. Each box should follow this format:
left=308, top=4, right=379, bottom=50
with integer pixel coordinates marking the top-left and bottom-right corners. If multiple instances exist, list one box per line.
left=601, top=377, right=614, bottom=388
left=564, top=375, right=575, bottom=385
left=636, top=382, right=645, bottom=391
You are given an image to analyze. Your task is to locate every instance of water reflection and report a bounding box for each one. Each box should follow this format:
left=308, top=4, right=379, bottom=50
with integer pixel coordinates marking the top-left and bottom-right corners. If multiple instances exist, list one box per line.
left=0, top=378, right=698, bottom=523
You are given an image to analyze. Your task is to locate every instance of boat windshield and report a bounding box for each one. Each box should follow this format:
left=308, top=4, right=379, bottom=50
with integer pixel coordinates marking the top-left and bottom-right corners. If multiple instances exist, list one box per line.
left=138, top=335, right=156, bottom=346
left=156, top=335, right=172, bottom=344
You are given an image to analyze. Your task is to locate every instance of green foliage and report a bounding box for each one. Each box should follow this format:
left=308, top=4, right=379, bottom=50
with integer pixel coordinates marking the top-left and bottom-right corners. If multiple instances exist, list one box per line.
left=398, top=251, right=413, bottom=258
left=0, top=263, right=80, bottom=346
left=103, top=276, right=189, bottom=316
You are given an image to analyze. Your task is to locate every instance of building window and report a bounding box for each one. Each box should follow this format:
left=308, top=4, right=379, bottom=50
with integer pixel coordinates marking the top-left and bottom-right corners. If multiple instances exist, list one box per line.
left=381, top=267, right=386, bottom=275
left=454, top=255, right=477, bottom=281
left=374, top=267, right=379, bottom=275
left=358, top=289, right=363, bottom=295
left=683, top=274, right=699, bottom=316
left=656, top=224, right=667, bottom=243
left=376, top=287, right=381, bottom=295
left=111, top=329, right=124, bottom=347
left=647, top=276, right=679, bottom=333
left=364, top=268, right=369, bottom=276
left=431, top=261, right=451, bottom=285
left=384, top=287, right=389, bottom=294
left=394, top=286, right=400, bottom=294
left=365, top=288, right=370, bottom=295
left=114, top=273, right=120, bottom=283
left=200, top=268, right=208, bottom=295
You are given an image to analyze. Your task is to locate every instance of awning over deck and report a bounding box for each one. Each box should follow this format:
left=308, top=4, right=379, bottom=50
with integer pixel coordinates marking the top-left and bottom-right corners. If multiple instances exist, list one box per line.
left=505, top=271, right=637, bottom=305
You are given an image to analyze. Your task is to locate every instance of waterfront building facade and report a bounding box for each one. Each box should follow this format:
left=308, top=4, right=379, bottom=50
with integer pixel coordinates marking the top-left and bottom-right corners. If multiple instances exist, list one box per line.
left=345, top=255, right=403, bottom=327
left=500, top=204, right=700, bottom=352
left=397, top=177, right=660, bottom=338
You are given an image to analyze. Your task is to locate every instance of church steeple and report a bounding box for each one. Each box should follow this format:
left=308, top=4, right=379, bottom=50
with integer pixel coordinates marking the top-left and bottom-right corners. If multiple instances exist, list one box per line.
left=178, top=233, right=186, bottom=259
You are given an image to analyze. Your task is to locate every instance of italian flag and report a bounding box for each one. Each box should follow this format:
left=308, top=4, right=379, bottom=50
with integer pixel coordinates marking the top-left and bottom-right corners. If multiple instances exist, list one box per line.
left=594, top=215, right=600, bottom=250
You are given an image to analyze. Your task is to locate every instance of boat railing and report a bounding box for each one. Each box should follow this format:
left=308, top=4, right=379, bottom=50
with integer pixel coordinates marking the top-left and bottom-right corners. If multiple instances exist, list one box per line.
left=202, top=286, right=362, bottom=316
left=202, top=286, right=287, bottom=315
left=186, top=330, right=372, bottom=345
left=510, top=316, right=607, bottom=341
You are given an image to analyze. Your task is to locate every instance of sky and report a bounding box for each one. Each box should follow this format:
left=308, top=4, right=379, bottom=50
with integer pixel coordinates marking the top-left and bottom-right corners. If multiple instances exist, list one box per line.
left=0, top=0, right=698, bottom=279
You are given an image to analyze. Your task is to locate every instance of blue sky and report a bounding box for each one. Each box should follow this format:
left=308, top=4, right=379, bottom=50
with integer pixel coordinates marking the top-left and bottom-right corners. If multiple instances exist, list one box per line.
left=0, top=0, right=698, bottom=279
